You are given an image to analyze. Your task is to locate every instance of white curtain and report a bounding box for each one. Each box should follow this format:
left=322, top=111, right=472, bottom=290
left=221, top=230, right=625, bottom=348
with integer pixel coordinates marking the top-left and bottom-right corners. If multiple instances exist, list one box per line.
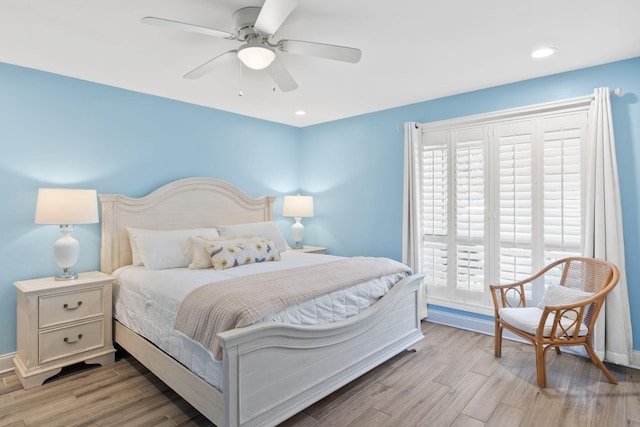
left=402, top=122, right=427, bottom=317
left=582, top=87, right=633, bottom=365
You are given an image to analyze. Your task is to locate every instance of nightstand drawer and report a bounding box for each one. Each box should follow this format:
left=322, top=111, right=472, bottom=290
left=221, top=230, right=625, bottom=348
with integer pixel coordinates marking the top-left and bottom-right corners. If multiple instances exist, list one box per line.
left=39, top=288, right=103, bottom=328
left=39, top=319, right=104, bottom=364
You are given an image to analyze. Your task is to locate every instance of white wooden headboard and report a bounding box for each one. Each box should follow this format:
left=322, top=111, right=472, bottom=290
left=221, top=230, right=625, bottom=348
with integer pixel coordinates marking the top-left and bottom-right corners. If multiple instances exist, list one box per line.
left=99, top=177, right=276, bottom=274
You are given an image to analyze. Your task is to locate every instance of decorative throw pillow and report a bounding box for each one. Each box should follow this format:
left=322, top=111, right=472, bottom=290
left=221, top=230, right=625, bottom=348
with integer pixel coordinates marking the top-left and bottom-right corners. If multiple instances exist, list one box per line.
left=218, top=221, right=288, bottom=253
left=537, top=285, right=595, bottom=320
left=185, top=234, right=260, bottom=269
left=205, top=237, right=281, bottom=270
left=185, top=236, right=218, bottom=269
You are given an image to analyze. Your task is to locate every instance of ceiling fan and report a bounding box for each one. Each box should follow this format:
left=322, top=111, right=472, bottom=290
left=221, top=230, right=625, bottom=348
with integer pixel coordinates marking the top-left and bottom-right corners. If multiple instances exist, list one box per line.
left=142, top=0, right=362, bottom=92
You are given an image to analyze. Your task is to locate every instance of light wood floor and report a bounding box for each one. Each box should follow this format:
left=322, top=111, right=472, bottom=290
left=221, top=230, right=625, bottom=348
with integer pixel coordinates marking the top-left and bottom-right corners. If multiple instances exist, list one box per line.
left=2, top=322, right=639, bottom=427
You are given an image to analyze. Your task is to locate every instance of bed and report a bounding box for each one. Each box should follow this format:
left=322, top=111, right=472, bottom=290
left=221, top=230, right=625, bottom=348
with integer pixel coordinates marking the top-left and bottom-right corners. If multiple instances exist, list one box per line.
left=100, top=177, right=424, bottom=427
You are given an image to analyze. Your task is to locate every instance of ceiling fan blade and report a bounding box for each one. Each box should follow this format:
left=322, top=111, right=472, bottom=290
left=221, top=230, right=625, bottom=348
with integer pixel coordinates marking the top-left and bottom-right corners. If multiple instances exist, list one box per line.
left=184, top=50, right=238, bottom=79
left=279, top=39, right=362, bottom=63
left=268, top=58, right=298, bottom=92
left=254, top=0, right=298, bottom=36
left=142, top=16, right=236, bottom=40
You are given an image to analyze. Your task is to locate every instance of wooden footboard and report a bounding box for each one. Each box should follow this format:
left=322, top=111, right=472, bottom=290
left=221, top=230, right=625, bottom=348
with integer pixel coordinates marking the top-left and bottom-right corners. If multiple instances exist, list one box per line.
left=114, top=273, right=423, bottom=427
left=219, top=273, right=424, bottom=427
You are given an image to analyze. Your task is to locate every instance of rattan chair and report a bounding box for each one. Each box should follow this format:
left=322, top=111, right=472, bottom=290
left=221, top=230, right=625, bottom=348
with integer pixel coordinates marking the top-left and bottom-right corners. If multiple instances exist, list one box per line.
left=490, top=257, right=619, bottom=388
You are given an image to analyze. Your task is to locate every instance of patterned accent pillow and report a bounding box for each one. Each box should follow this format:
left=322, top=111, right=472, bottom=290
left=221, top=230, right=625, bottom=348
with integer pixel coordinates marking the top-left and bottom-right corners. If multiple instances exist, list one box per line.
left=186, top=234, right=261, bottom=269
left=206, top=237, right=281, bottom=270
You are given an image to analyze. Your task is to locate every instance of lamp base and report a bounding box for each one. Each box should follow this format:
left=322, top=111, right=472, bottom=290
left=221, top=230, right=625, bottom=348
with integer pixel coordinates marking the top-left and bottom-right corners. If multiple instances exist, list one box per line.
left=54, top=225, right=80, bottom=281
left=291, top=218, right=305, bottom=250
left=293, top=241, right=303, bottom=250
left=55, top=267, right=78, bottom=281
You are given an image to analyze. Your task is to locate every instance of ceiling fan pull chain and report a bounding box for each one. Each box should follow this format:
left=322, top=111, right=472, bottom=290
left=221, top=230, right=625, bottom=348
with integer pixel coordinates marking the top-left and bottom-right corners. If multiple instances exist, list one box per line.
left=272, top=66, right=276, bottom=92
left=238, top=61, right=244, bottom=97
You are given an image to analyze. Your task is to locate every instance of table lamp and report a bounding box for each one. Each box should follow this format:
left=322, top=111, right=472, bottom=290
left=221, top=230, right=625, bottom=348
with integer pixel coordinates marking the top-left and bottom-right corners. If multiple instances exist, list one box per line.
left=35, top=188, right=99, bottom=280
left=282, top=195, right=314, bottom=249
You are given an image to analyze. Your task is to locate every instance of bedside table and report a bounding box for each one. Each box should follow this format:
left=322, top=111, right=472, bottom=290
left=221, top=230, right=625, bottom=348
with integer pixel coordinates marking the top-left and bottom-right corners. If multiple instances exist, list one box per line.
left=287, top=245, right=327, bottom=254
left=13, top=271, right=116, bottom=389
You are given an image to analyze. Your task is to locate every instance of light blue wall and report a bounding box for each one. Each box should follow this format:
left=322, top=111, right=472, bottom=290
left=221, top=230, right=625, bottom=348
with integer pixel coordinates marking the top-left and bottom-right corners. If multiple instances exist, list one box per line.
left=1, top=57, right=639, bottom=357
left=0, top=62, right=301, bottom=355
left=300, top=57, right=640, bottom=350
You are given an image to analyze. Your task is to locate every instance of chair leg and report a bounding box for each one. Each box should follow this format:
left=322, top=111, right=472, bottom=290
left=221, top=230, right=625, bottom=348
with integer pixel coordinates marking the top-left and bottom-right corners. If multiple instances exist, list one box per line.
left=494, top=322, right=503, bottom=358
left=584, top=342, right=618, bottom=385
left=535, top=343, right=547, bottom=388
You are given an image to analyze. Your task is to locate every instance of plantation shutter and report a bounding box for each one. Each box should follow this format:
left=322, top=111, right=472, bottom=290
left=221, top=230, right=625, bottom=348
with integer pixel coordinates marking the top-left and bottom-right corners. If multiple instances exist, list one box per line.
left=541, top=113, right=586, bottom=263
left=452, top=127, right=486, bottom=303
left=418, top=98, right=589, bottom=313
left=421, top=130, right=449, bottom=298
left=495, top=120, right=534, bottom=285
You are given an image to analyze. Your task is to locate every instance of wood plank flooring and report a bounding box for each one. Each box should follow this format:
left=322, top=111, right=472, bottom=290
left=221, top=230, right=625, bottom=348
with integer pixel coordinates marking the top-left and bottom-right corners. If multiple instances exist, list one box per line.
left=2, top=321, right=639, bottom=427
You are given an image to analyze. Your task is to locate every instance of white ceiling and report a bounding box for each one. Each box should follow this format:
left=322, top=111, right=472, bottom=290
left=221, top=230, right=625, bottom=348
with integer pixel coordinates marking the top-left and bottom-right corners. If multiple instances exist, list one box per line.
left=2, top=0, right=639, bottom=127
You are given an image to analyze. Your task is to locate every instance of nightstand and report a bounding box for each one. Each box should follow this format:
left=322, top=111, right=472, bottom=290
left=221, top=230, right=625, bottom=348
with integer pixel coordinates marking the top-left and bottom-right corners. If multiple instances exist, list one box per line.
left=13, top=271, right=116, bottom=389
left=288, top=245, right=327, bottom=254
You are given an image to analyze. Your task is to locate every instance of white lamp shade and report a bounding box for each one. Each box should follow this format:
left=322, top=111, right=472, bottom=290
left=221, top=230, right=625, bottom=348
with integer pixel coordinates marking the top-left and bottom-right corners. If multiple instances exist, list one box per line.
left=237, top=41, right=276, bottom=70
left=35, top=188, right=99, bottom=225
left=283, top=195, right=314, bottom=218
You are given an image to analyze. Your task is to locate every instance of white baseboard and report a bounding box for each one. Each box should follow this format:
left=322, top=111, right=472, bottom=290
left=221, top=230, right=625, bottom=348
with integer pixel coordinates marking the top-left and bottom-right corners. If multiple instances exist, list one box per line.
left=425, top=306, right=640, bottom=370
left=0, top=352, right=15, bottom=374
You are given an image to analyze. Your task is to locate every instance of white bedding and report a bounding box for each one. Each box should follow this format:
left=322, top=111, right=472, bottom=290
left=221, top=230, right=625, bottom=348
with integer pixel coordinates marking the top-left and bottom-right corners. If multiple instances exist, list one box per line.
left=112, top=251, right=408, bottom=390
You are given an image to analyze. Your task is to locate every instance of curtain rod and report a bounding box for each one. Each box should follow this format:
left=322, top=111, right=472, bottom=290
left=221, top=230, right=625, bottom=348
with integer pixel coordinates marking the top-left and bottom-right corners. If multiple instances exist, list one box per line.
left=611, top=88, right=623, bottom=96
left=396, top=122, right=419, bottom=131
left=397, top=87, right=623, bottom=131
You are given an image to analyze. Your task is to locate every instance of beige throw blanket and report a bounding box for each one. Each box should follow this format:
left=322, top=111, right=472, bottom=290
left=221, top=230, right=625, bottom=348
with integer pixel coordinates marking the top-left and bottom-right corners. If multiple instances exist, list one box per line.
left=174, top=257, right=412, bottom=360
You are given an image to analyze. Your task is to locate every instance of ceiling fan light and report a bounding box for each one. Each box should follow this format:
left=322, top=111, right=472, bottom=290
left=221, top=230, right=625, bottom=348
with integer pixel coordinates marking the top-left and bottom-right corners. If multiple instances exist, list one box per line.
left=238, top=42, right=276, bottom=70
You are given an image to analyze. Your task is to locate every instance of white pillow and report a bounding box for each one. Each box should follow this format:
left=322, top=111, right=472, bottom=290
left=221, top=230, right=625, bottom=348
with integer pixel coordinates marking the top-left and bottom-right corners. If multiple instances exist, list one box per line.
left=537, top=285, right=595, bottom=320
left=218, top=221, right=287, bottom=252
left=127, top=227, right=147, bottom=266
left=127, top=228, right=220, bottom=270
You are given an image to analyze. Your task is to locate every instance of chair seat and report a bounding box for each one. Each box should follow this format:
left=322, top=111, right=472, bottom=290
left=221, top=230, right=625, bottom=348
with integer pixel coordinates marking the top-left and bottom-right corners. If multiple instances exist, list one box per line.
left=499, top=307, right=589, bottom=337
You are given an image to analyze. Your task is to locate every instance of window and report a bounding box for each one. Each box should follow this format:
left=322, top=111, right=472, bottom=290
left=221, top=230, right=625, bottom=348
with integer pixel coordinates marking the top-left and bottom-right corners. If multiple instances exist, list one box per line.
left=419, top=100, right=589, bottom=313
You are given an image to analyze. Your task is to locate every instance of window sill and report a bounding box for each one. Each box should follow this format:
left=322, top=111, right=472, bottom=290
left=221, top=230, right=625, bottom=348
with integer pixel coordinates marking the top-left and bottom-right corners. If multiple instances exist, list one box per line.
left=425, top=295, right=495, bottom=317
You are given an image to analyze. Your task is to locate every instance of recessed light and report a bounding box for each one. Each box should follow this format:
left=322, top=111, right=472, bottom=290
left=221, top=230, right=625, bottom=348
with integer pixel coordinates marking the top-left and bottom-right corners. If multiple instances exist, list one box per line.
left=295, top=110, right=306, bottom=116
left=531, top=47, right=556, bottom=59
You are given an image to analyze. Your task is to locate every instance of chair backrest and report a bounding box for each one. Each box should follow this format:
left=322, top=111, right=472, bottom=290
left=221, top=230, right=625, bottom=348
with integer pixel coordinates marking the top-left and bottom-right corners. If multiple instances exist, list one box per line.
left=559, top=257, right=616, bottom=293
left=555, top=257, right=619, bottom=327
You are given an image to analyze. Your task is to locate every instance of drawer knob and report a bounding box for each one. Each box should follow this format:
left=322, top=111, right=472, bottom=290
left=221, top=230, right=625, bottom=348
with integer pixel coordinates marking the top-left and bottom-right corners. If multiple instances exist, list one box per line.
left=63, top=301, right=83, bottom=311
left=63, top=334, right=83, bottom=344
